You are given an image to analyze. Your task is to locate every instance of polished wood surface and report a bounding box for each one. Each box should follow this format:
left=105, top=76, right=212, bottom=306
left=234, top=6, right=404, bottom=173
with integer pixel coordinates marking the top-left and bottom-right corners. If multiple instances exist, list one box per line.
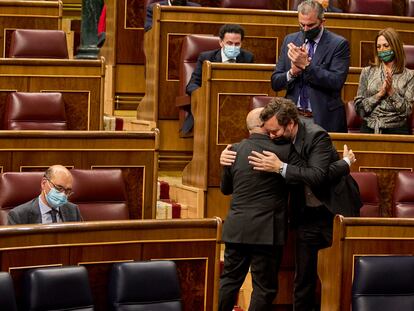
left=318, top=216, right=414, bottom=311
left=0, top=1, right=61, bottom=58
left=0, top=130, right=159, bottom=219
left=141, top=5, right=414, bottom=122
left=0, top=218, right=222, bottom=311
left=0, top=57, right=105, bottom=130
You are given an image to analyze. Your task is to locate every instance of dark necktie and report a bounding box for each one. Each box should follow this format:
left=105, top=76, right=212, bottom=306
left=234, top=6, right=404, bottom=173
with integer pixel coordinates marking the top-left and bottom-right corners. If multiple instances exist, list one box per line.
left=227, top=59, right=236, bottom=63
left=299, top=40, right=315, bottom=111
left=50, top=208, right=58, bottom=223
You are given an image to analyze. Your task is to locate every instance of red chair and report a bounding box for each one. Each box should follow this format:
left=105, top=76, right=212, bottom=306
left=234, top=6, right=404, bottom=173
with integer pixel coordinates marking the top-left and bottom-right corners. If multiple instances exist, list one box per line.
left=393, top=171, right=414, bottom=217
left=9, top=29, right=68, bottom=59
left=220, top=0, right=272, bottom=9
left=407, top=0, right=414, bottom=16
left=347, top=0, right=394, bottom=15
left=176, top=34, right=221, bottom=135
left=345, top=100, right=362, bottom=133
left=249, top=96, right=272, bottom=110
left=70, top=169, right=129, bottom=220
left=3, top=92, right=67, bottom=130
left=350, top=172, right=381, bottom=217
left=404, top=45, right=414, bottom=70
left=0, top=172, right=44, bottom=225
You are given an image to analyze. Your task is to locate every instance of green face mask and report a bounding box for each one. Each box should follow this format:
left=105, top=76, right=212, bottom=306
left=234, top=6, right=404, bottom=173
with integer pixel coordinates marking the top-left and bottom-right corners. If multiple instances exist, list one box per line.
left=378, top=49, right=395, bottom=63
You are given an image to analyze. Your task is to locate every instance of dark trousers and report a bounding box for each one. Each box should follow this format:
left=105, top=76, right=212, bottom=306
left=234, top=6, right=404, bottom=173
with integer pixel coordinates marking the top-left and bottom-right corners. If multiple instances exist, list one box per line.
left=293, top=206, right=334, bottom=311
left=218, top=242, right=283, bottom=311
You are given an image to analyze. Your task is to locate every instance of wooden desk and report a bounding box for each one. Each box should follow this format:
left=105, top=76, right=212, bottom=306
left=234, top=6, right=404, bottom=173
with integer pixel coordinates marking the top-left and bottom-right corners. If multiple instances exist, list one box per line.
left=0, top=0, right=61, bottom=57
left=318, top=216, right=414, bottom=311
left=0, top=218, right=222, bottom=311
left=0, top=57, right=105, bottom=130
left=0, top=130, right=159, bottom=219
left=141, top=5, right=414, bottom=122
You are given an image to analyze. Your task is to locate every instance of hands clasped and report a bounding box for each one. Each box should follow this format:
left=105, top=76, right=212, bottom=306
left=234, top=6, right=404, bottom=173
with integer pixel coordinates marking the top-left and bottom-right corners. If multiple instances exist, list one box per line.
left=287, top=43, right=310, bottom=71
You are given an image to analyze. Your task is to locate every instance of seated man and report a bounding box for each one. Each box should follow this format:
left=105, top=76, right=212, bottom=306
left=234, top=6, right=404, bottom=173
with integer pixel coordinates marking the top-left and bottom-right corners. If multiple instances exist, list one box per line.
left=7, top=165, right=81, bottom=225
left=186, top=24, right=254, bottom=95
left=316, top=0, right=342, bottom=12
left=144, top=0, right=201, bottom=32
left=183, top=24, right=254, bottom=134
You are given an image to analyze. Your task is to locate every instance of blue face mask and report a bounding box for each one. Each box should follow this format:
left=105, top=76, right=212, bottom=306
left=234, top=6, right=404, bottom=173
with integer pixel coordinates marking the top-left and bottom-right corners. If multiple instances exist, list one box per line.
left=46, top=187, right=68, bottom=208
left=223, top=45, right=240, bottom=60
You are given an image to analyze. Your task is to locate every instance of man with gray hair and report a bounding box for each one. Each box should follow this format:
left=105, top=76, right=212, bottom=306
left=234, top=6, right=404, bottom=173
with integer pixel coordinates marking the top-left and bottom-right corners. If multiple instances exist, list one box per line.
left=272, top=0, right=349, bottom=132
left=8, top=165, right=81, bottom=225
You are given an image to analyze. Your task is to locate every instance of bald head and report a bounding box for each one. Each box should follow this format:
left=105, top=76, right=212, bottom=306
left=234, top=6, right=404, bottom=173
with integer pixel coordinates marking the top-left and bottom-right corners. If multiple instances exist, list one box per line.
left=44, top=165, right=72, bottom=182
left=246, top=108, right=266, bottom=134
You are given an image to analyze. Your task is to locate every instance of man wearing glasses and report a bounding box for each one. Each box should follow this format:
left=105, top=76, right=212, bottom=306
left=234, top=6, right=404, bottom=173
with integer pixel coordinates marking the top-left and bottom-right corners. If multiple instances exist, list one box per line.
left=7, top=165, right=81, bottom=225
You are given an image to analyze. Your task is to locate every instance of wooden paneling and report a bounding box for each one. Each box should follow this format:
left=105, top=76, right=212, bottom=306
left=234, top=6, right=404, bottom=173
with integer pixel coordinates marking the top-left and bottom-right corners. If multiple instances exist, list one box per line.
left=0, top=58, right=105, bottom=130
left=141, top=6, right=414, bottom=123
left=318, top=216, right=414, bottom=311
left=0, top=1, right=61, bottom=57
left=0, top=218, right=222, bottom=311
left=0, top=130, right=159, bottom=219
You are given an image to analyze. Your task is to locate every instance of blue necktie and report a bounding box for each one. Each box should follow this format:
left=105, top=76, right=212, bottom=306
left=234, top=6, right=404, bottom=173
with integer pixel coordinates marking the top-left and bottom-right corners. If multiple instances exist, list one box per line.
left=299, top=40, right=315, bottom=111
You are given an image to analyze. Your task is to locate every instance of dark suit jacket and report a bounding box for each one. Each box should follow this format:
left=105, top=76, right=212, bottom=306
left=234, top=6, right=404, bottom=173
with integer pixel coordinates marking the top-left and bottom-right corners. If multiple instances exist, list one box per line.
left=221, top=133, right=295, bottom=246
left=285, top=119, right=362, bottom=222
left=144, top=1, right=201, bottom=32
left=186, top=48, right=254, bottom=95
left=271, top=29, right=350, bottom=132
left=7, top=197, right=82, bottom=225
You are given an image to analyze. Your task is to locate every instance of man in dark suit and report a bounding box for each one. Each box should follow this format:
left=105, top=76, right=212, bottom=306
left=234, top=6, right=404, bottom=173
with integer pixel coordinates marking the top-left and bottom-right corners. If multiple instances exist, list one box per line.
left=219, top=107, right=298, bottom=311
left=186, top=23, right=254, bottom=95
left=144, top=0, right=201, bottom=32
left=8, top=165, right=81, bottom=225
left=182, top=24, right=254, bottom=134
left=272, top=0, right=349, bottom=132
left=248, top=98, right=361, bottom=311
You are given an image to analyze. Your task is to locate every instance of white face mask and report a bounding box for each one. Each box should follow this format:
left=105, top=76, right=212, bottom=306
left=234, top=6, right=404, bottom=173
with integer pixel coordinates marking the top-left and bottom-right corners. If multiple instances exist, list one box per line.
left=223, top=45, right=241, bottom=60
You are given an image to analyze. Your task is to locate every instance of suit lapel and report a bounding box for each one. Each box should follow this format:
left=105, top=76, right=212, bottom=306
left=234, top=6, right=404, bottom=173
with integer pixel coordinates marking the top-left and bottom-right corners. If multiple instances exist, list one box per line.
left=293, top=120, right=306, bottom=156
left=30, top=198, right=42, bottom=224
left=312, top=29, right=330, bottom=65
left=213, top=49, right=222, bottom=62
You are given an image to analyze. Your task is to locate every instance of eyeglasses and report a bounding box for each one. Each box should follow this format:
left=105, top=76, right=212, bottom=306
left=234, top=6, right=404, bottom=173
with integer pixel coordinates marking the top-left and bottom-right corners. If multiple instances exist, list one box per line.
left=46, top=178, right=73, bottom=196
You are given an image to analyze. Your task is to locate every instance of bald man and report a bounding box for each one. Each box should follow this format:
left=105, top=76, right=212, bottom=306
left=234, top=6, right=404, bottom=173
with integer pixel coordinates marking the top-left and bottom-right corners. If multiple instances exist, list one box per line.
left=7, top=165, right=81, bottom=225
left=219, top=108, right=299, bottom=311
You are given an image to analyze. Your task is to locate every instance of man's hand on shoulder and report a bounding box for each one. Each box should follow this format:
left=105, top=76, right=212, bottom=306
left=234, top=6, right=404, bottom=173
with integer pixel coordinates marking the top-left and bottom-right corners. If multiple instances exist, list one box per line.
left=248, top=150, right=282, bottom=173
left=220, top=144, right=236, bottom=166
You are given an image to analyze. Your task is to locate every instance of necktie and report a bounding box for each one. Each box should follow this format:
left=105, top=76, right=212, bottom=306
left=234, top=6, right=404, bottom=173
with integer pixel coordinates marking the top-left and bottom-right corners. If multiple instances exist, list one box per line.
left=50, top=208, right=58, bottom=223
left=227, top=59, right=236, bottom=63
left=299, top=40, right=315, bottom=111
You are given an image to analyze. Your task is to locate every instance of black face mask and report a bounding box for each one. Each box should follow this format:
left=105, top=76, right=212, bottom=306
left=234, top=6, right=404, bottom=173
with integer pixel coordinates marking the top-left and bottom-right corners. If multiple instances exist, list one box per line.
left=301, top=26, right=321, bottom=41
left=171, top=0, right=187, bottom=5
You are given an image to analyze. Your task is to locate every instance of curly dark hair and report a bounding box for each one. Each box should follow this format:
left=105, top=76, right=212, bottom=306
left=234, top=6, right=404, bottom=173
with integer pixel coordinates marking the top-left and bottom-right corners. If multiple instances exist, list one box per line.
left=260, top=97, right=299, bottom=126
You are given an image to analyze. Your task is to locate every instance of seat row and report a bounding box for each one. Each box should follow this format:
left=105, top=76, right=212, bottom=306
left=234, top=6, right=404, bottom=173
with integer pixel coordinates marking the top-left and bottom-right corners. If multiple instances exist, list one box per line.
left=147, top=0, right=414, bottom=17
left=0, top=169, right=129, bottom=225
left=0, top=260, right=182, bottom=310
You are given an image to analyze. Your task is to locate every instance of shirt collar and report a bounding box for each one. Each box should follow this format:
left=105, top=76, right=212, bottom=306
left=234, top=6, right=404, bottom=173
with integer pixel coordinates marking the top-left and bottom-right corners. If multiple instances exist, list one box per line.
left=38, top=194, right=59, bottom=216
left=221, top=48, right=230, bottom=63
left=307, top=27, right=324, bottom=45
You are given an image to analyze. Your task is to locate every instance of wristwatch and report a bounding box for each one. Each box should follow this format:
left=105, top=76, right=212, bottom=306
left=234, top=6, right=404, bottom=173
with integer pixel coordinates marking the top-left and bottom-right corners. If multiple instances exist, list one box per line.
left=278, top=164, right=284, bottom=174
